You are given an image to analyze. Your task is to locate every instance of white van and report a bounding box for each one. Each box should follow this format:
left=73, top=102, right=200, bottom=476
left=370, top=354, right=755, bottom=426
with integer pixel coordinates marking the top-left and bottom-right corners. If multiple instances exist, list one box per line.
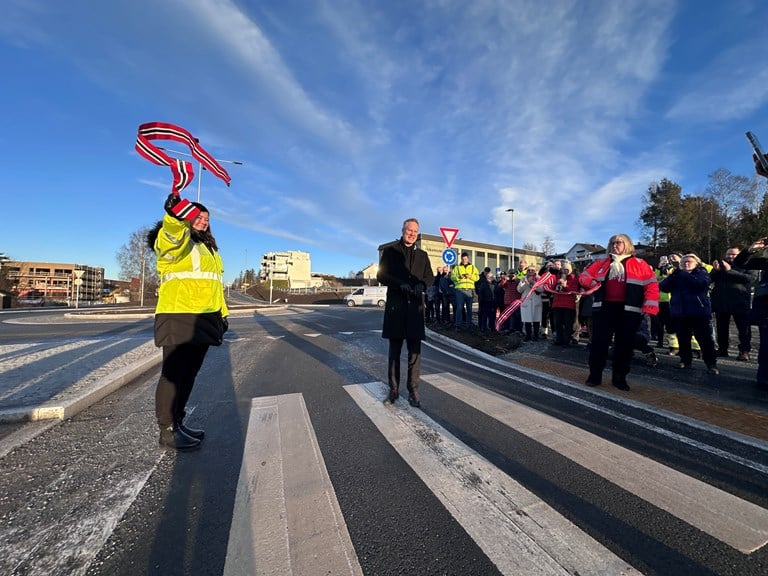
left=344, top=285, right=387, bottom=308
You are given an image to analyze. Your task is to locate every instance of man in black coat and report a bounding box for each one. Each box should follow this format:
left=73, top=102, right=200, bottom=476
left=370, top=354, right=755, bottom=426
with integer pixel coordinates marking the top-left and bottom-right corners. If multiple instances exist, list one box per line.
left=710, top=247, right=754, bottom=360
left=377, top=218, right=434, bottom=407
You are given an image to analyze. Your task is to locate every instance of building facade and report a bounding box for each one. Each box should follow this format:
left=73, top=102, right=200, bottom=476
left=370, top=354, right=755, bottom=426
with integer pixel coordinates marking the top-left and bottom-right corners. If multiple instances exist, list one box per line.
left=259, top=251, right=321, bottom=288
left=4, top=261, right=104, bottom=305
left=377, top=233, right=544, bottom=275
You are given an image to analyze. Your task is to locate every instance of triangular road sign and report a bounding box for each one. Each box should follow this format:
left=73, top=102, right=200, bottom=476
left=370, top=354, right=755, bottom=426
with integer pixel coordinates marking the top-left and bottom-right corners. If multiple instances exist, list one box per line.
left=440, top=227, right=459, bottom=248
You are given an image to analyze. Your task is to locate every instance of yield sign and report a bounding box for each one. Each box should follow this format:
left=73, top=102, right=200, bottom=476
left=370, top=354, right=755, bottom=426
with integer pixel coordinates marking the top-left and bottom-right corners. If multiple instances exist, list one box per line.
left=439, top=227, right=459, bottom=248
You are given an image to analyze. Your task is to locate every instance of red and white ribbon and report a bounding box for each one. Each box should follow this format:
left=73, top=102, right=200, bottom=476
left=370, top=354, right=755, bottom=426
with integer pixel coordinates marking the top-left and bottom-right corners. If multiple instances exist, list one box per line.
left=135, top=122, right=231, bottom=195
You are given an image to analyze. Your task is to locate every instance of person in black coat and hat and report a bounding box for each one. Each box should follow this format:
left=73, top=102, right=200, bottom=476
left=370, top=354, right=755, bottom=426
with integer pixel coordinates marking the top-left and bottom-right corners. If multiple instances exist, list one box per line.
left=377, top=218, right=434, bottom=407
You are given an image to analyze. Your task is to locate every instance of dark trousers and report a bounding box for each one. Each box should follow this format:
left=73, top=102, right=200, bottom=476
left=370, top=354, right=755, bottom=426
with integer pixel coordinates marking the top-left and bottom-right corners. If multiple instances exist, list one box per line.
left=478, top=301, right=496, bottom=331
left=758, top=322, right=768, bottom=385
left=541, top=301, right=552, bottom=333
left=434, top=294, right=443, bottom=320
left=677, top=316, right=717, bottom=367
left=552, top=307, right=576, bottom=345
left=426, top=298, right=436, bottom=321
left=658, top=301, right=673, bottom=342
left=156, top=343, right=209, bottom=427
left=441, top=295, right=453, bottom=323
left=714, top=312, right=751, bottom=354
left=589, top=303, right=642, bottom=381
left=388, top=338, right=421, bottom=393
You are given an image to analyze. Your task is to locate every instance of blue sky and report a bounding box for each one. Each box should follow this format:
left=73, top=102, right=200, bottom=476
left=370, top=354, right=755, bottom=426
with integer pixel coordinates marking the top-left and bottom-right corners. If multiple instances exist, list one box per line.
left=2, top=1, right=768, bottom=282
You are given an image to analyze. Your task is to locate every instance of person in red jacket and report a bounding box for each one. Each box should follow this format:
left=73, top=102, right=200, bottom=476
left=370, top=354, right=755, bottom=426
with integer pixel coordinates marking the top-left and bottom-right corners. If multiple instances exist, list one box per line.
left=551, top=261, right=580, bottom=346
left=579, top=233, right=659, bottom=391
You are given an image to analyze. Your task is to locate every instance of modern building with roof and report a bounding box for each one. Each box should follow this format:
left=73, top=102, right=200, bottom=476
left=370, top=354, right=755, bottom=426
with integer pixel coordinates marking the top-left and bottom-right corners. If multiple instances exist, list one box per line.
left=377, top=233, right=544, bottom=275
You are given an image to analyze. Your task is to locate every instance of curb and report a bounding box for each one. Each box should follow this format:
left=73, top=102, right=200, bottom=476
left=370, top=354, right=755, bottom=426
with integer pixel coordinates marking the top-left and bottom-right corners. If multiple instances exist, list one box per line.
left=0, top=350, right=162, bottom=424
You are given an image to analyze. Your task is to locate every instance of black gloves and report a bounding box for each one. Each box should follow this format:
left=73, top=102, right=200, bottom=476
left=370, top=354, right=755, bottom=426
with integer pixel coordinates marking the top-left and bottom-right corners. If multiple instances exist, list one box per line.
left=413, top=283, right=426, bottom=295
left=399, top=283, right=413, bottom=294
left=222, top=317, right=229, bottom=333
left=164, top=192, right=200, bottom=222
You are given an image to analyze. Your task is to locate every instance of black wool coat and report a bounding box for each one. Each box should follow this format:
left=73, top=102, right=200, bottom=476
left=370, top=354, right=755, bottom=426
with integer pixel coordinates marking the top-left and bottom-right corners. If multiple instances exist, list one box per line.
left=377, top=239, right=434, bottom=340
left=709, top=265, right=753, bottom=316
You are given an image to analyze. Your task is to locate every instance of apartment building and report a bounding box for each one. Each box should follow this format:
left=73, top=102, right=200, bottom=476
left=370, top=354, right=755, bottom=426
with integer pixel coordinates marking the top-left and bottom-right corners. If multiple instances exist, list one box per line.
left=4, top=261, right=104, bottom=305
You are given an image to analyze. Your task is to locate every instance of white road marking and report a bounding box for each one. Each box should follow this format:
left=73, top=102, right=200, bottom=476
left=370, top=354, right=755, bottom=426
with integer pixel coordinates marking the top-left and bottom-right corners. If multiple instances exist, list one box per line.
left=423, top=372, right=768, bottom=553
left=345, top=382, right=642, bottom=576
left=224, top=393, right=362, bottom=576
left=304, top=333, right=321, bottom=338
left=423, top=340, right=768, bottom=474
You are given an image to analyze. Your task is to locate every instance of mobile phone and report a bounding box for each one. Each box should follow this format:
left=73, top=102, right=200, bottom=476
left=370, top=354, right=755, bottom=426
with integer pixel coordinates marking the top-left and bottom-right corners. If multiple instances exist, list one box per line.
left=746, top=131, right=768, bottom=173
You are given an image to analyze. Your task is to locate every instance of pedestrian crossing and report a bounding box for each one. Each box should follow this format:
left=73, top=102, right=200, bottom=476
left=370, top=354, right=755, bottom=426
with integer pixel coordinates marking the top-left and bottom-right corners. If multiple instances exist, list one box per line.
left=226, top=373, right=768, bottom=574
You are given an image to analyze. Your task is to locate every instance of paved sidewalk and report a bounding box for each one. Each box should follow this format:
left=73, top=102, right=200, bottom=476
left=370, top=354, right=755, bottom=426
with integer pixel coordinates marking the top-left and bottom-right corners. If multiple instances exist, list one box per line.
left=0, top=336, right=161, bottom=423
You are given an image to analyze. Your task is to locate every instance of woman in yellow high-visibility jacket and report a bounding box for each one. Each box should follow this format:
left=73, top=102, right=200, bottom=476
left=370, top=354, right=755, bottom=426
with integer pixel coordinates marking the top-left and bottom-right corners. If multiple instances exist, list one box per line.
left=147, top=193, right=229, bottom=451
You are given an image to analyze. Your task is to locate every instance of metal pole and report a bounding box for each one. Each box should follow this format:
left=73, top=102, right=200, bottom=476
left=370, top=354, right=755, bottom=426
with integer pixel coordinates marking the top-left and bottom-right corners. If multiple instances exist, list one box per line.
left=197, top=161, right=202, bottom=203
left=140, top=252, right=145, bottom=307
left=156, top=147, right=243, bottom=203
left=506, top=208, right=515, bottom=270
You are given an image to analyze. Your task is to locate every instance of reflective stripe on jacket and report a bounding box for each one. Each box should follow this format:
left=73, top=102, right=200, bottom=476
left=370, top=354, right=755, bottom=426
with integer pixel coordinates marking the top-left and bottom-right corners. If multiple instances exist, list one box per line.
left=579, top=256, right=659, bottom=315
left=451, top=263, right=479, bottom=290
left=154, top=214, right=229, bottom=317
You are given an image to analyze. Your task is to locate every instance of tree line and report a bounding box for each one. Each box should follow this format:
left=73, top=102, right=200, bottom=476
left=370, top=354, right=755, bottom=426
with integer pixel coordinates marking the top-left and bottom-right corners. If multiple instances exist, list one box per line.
left=638, top=169, right=768, bottom=263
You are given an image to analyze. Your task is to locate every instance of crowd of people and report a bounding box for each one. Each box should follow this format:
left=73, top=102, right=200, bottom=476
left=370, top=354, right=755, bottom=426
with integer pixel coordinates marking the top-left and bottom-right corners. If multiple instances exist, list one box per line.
left=377, top=152, right=768, bottom=407
left=418, top=236, right=768, bottom=394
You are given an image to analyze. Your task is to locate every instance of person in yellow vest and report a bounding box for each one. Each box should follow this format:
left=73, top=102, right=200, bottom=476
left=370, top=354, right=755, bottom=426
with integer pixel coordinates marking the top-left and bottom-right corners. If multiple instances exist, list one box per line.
left=451, top=252, right=480, bottom=330
left=147, top=193, right=229, bottom=451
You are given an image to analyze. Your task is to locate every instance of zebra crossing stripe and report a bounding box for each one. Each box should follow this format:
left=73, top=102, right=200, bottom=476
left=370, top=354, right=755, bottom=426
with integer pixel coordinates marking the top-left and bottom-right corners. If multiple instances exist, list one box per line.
left=223, top=394, right=362, bottom=576
left=422, top=372, right=768, bottom=553
left=345, top=382, right=642, bottom=576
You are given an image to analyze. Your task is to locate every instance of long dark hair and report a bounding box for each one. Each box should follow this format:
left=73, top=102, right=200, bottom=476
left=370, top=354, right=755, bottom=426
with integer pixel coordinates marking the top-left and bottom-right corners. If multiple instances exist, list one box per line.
left=146, top=206, right=218, bottom=253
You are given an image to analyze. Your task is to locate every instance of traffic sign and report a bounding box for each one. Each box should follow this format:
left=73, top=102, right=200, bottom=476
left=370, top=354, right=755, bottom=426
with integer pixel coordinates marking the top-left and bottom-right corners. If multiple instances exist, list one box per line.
left=439, top=227, right=459, bottom=248
left=442, top=249, right=457, bottom=266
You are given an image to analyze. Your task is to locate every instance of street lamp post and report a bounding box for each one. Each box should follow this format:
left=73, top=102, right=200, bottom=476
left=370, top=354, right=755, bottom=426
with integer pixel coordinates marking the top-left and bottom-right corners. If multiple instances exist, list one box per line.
left=157, top=147, right=243, bottom=202
left=506, top=208, right=515, bottom=270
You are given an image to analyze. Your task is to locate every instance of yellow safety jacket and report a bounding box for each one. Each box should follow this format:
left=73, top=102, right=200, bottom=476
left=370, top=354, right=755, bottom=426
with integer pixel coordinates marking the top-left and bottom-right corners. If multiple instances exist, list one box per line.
left=154, top=214, right=228, bottom=316
left=451, top=263, right=480, bottom=291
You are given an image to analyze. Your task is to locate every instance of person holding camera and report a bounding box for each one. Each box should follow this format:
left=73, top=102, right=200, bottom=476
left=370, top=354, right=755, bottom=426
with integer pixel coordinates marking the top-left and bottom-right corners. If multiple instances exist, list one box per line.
left=451, top=252, right=480, bottom=331
left=377, top=218, right=434, bottom=407
left=659, top=254, right=718, bottom=374
left=733, top=236, right=768, bottom=388
left=551, top=261, right=579, bottom=346
left=710, top=247, right=753, bottom=360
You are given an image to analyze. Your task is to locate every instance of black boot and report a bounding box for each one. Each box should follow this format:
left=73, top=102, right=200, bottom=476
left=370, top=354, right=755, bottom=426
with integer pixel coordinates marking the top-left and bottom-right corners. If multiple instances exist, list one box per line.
left=176, top=420, right=205, bottom=440
left=159, top=425, right=201, bottom=451
left=383, top=388, right=399, bottom=405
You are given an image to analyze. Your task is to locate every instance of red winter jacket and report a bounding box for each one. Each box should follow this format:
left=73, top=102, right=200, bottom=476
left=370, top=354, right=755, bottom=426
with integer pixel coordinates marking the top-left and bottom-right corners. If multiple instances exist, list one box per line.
left=579, top=256, right=659, bottom=315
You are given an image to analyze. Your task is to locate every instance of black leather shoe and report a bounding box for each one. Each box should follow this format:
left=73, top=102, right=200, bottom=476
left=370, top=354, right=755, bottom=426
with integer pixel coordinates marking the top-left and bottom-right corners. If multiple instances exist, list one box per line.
left=612, top=377, right=630, bottom=391
left=585, top=373, right=601, bottom=387
left=159, top=425, right=201, bottom=451
left=408, top=393, right=421, bottom=408
left=177, top=421, right=205, bottom=440
left=383, top=389, right=399, bottom=405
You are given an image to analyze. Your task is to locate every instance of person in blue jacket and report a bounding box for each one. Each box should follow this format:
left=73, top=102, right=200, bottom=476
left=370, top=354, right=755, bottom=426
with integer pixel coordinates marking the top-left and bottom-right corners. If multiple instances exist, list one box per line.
left=659, top=253, right=718, bottom=374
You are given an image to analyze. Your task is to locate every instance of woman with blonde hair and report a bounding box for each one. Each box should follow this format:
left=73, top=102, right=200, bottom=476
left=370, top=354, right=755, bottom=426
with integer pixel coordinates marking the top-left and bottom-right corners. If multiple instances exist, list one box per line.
left=659, top=253, right=718, bottom=374
left=579, top=233, right=659, bottom=390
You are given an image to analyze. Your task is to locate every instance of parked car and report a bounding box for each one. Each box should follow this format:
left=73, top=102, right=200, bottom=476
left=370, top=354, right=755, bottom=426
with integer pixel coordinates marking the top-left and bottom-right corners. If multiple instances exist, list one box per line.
left=344, top=286, right=387, bottom=307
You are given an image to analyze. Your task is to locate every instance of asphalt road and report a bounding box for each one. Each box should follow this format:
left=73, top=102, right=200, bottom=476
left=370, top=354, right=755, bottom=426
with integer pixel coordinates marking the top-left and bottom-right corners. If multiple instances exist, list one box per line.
left=1, top=304, right=768, bottom=575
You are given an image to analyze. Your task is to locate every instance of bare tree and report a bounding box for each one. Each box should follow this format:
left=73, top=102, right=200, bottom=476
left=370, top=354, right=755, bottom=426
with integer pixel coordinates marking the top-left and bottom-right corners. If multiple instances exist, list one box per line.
left=541, top=235, right=555, bottom=256
left=116, top=225, right=159, bottom=301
